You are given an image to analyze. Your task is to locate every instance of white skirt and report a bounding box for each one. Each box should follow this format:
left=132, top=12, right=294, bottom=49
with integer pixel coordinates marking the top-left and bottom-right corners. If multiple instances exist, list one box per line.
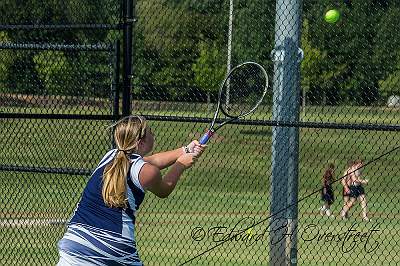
left=57, top=223, right=143, bottom=266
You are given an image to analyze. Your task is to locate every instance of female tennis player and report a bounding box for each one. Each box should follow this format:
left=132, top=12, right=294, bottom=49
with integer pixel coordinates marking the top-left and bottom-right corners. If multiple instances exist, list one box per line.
left=340, top=159, right=369, bottom=221
left=57, top=115, right=206, bottom=265
left=341, top=160, right=353, bottom=219
left=319, top=163, right=335, bottom=218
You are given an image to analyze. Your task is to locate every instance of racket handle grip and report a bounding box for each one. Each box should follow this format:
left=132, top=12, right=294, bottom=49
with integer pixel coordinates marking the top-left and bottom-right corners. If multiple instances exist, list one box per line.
left=199, top=131, right=214, bottom=145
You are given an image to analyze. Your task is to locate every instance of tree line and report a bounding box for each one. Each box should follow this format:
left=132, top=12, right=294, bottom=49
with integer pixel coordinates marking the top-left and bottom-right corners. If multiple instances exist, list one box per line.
left=0, top=0, right=399, bottom=105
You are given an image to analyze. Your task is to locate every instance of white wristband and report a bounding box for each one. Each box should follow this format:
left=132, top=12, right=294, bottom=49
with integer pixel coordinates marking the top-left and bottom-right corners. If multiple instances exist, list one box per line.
left=182, top=146, right=190, bottom=154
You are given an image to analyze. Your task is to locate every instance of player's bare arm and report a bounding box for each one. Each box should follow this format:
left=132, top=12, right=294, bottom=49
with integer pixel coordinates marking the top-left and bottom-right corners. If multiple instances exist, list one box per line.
left=140, top=153, right=197, bottom=198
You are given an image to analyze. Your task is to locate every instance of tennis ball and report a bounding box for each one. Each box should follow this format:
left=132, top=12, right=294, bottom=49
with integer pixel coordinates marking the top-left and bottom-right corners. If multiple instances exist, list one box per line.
left=324, top=9, right=340, bottom=24
left=246, top=228, right=254, bottom=239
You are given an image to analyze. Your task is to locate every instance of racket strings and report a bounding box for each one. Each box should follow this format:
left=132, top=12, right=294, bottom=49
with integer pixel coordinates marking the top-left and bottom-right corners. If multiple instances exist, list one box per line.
left=221, top=64, right=267, bottom=117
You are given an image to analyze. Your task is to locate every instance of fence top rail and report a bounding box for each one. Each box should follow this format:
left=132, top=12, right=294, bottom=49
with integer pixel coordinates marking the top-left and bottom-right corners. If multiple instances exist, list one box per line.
left=1, top=113, right=398, bottom=132
left=0, top=164, right=92, bottom=176
left=0, top=24, right=123, bottom=31
left=0, top=42, right=113, bottom=51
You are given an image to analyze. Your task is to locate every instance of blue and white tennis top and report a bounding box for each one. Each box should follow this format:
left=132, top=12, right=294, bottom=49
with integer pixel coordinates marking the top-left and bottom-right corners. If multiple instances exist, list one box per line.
left=57, top=149, right=146, bottom=266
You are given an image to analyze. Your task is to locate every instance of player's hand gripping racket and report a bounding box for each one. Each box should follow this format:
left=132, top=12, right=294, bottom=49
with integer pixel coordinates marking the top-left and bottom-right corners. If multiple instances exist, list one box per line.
left=199, top=61, right=269, bottom=144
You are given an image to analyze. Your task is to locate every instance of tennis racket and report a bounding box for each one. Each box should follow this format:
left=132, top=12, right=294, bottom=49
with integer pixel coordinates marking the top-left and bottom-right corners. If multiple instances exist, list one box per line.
left=199, top=61, right=269, bottom=144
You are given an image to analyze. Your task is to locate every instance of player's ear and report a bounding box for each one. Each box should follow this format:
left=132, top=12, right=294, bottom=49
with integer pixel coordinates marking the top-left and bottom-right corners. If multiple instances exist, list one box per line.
left=137, top=137, right=145, bottom=147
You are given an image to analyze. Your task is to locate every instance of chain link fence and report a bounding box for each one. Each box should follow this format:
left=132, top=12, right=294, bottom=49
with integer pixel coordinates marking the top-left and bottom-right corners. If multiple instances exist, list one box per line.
left=1, top=0, right=399, bottom=265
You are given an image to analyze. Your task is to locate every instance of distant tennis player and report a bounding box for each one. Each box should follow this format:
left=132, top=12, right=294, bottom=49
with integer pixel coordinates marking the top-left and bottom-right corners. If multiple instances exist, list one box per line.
left=57, top=115, right=206, bottom=265
left=341, top=160, right=353, bottom=219
left=340, top=159, right=369, bottom=221
left=320, top=163, right=335, bottom=218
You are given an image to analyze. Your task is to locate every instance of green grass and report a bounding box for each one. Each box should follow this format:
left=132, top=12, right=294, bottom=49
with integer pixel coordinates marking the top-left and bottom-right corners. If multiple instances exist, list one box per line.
left=0, top=105, right=399, bottom=265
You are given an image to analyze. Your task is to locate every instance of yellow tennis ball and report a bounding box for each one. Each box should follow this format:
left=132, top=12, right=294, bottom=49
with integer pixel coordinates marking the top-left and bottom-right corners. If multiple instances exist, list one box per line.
left=246, top=228, right=254, bottom=239
left=325, top=9, right=340, bottom=24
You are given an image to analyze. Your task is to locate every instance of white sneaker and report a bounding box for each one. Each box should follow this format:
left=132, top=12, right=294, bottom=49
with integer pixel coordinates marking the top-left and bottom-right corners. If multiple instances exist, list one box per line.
left=363, top=217, right=370, bottom=222
left=320, top=208, right=326, bottom=216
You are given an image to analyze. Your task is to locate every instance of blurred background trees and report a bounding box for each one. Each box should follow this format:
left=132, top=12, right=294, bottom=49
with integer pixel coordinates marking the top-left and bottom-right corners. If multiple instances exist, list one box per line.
left=0, top=0, right=399, bottom=104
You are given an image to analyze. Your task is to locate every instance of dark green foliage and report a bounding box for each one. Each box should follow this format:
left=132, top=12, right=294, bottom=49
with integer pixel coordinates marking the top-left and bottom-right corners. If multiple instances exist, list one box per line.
left=300, top=0, right=400, bottom=105
left=0, top=0, right=399, bottom=104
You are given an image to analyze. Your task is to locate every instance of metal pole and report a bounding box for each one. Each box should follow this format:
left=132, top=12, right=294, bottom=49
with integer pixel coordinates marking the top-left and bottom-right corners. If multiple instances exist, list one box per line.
left=111, top=40, right=121, bottom=149
left=226, top=0, right=234, bottom=107
left=122, top=0, right=135, bottom=117
left=269, top=0, right=302, bottom=265
left=113, top=40, right=121, bottom=120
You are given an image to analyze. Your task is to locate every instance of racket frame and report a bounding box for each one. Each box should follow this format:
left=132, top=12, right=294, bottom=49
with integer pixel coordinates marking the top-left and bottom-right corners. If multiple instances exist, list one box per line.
left=199, top=61, right=268, bottom=144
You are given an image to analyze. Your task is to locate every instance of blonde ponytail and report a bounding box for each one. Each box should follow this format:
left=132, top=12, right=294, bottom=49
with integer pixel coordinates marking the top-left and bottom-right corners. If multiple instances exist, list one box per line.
left=102, top=116, right=146, bottom=208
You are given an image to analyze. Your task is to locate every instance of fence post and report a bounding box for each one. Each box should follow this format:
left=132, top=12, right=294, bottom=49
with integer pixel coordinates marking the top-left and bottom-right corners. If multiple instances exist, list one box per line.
left=111, top=40, right=121, bottom=149
left=122, top=0, right=135, bottom=116
left=113, top=40, right=121, bottom=119
left=269, top=0, right=302, bottom=265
